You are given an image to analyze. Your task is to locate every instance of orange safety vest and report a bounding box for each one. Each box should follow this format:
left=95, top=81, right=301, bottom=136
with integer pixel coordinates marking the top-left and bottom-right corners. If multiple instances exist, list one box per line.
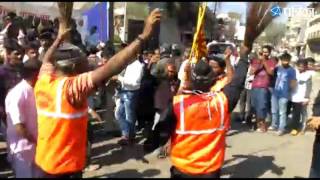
left=210, top=75, right=228, bottom=92
left=34, top=74, right=88, bottom=175
left=171, top=91, right=230, bottom=175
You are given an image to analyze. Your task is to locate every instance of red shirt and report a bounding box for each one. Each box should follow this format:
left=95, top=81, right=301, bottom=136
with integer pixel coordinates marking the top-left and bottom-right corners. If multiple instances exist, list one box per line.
left=251, top=58, right=277, bottom=89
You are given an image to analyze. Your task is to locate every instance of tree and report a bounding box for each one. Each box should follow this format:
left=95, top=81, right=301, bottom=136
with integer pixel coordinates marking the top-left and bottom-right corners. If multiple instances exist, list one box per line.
left=243, top=2, right=287, bottom=54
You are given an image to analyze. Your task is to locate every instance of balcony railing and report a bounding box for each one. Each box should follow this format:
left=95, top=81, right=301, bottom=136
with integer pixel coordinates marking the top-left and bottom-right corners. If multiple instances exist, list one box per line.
left=306, top=23, right=320, bottom=40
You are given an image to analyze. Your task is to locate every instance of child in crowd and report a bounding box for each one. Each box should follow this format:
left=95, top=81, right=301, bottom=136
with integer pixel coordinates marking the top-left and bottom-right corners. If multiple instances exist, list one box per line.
left=290, top=59, right=312, bottom=135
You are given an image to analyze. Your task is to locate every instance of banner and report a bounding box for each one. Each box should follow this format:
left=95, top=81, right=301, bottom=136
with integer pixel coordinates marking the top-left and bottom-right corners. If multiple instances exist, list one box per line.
left=83, top=2, right=109, bottom=42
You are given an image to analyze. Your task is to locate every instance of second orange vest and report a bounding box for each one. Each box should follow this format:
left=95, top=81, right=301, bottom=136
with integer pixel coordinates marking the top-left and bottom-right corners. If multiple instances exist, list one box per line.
left=171, top=91, right=230, bottom=175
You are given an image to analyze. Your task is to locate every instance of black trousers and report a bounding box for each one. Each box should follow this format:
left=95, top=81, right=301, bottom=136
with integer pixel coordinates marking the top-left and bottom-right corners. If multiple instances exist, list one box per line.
left=239, top=89, right=253, bottom=123
left=170, top=166, right=221, bottom=178
left=291, top=102, right=307, bottom=131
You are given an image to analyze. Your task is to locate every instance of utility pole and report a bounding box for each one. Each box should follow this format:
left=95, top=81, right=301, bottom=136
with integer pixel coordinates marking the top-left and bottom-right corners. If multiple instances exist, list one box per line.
left=108, top=2, right=114, bottom=43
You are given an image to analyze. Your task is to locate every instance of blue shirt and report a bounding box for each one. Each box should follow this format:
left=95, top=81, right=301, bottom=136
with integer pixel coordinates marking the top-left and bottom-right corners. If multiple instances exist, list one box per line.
left=274, top=66, right=296, bottom=99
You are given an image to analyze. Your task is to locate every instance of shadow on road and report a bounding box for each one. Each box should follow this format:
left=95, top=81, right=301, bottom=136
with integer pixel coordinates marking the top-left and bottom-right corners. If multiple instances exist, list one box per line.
left=222, top=154, right=285, bottom=178
left=226, top=112, right=254, bottom=137
left=97, top=169, right=161, bottom=178
left=90, top=133, right=149, bottom=167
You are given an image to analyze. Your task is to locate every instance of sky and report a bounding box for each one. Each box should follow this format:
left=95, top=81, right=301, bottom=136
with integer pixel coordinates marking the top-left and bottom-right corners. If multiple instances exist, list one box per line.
left=208, top=2, right=311, bottom=24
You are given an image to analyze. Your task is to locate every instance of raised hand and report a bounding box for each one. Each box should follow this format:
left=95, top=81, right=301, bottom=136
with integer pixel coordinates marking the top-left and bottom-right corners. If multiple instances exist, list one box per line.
left=224, top=46, right=233, bottom=59
left=140, top=8, right=161, bottom=40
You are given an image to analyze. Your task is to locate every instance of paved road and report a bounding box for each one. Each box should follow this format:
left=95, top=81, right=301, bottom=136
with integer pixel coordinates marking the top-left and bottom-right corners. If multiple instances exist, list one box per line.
left=77, top=119, right=315, bottom=178
left=1, top=119, right=314, bottom=178
left=0, top=73, right=319, bottom=178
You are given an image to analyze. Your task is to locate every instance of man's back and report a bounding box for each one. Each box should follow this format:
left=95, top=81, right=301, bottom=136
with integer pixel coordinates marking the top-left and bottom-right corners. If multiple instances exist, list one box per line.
left=170, top=91, right=230, bottom=174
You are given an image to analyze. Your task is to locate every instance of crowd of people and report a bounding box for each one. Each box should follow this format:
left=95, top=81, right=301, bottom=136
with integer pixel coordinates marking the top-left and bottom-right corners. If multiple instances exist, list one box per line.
left=0, top=8, right=320, bottom=178
left=239, top=45, right=318, bottom=136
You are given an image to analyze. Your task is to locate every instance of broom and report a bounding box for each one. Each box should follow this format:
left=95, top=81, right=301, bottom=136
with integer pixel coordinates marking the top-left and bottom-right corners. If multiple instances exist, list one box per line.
left=57, top=2, right=74, bottom=42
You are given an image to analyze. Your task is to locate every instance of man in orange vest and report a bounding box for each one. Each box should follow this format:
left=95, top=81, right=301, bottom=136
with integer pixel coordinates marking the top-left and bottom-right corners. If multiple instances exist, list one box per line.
left=33, top=9, right=161, bottom=178
left=150, top=48, right=249, bottom=178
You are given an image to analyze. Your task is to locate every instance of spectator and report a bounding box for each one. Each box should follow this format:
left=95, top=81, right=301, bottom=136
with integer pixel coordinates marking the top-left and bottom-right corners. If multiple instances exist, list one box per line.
left=291, top=59, right=312, bottom=135
left=38, top=28, right=54, bottom=61
left=5, top=59, right=41, bottom=178
left=136, top=50, right=157, bottom=132
left=87, top=46, right=100, bottom=70
left=23, top=41, right=40, bottom=63
left=170, top=44, right=183, bottom=71
left=250, top=45, right=277, bottom=132
left=306, top=57, right=318, bottom=121
left=151, top=43, right=172, bottom=79
left=114, top=54, right=145, bottom=145
left=0, top=39, right=24, bottom=131
left=269, top=52, right=296, bottom=136
left=85, top=26, right=99, bottom=48
left=239, top=58, right=254, bottom=126
left=70, top=19, right=86, bottom=53
left=77, top=18, right=87, bottom=44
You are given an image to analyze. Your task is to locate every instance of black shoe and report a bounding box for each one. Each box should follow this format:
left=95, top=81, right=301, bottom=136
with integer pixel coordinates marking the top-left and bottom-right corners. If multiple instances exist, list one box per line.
left=117, top=137, right=129, bottom=146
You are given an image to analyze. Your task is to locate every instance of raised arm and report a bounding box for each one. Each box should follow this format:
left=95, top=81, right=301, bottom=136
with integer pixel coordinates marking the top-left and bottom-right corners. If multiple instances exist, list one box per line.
left=91, top=9, right=161, bottom=86
left=224, top=47, right=234, bottom=85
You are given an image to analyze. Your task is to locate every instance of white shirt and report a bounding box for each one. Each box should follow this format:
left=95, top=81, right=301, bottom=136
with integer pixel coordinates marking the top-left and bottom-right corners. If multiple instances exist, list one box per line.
left=291, top=69, right=312, bottom=103
left=178, top=60, right=189, bottom=82
left=5, top=80, right=37, bottom=161
left=245, top=66, right=254, bottom=90
left=118, top=60, right=145, bottom=91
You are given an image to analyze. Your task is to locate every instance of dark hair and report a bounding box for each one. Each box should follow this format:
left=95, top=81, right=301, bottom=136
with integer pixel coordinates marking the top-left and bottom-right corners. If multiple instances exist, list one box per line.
left=279, top=52, right=291, bottom=61
left=22, top=59, right=41, bottom=79
left=54, top=43, right=86, bottom=75
left=6, top=22, right=20, bottom=39
left=7, top=12, right=17, bottom=20
left=306, top=57, right=316, bottom=64
left=262, top=45, right=272, bottom=53
left=91, top=26, right=97, bottom=31
left=39, top=28, right=54, bottom=40
left=296, top=59, right=308, bottom=67
left=191, top=59, right=216, bottom=91
left=207, top=54, right=226, bottom=69
left=88, top=46, right=98, bottom=55
left=4, top=38, right=23, bottom=54
left=101, top=44, right=115, bottom=59
left=25, top=41, right=40, bottom=52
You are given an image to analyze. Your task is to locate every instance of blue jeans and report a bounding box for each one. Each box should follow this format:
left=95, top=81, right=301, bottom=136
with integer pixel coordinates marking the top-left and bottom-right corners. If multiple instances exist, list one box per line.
left=251, top=88, right=269, bottom=120
left=271, top=94, right=289, bottom=132
left=116, top=90, right=139, bottom=139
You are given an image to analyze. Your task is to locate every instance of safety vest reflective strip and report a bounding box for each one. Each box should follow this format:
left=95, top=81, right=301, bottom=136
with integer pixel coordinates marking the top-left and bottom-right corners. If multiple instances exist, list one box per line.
left=175, top=92, right=226, bottom=135
left=37, top=78, right=87, bottom=119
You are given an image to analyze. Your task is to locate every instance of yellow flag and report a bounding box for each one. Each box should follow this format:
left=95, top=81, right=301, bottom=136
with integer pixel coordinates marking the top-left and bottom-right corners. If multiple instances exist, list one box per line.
left=189, top=2, right=207, bottom=64
left=180, top=2, right=207, bottom=90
